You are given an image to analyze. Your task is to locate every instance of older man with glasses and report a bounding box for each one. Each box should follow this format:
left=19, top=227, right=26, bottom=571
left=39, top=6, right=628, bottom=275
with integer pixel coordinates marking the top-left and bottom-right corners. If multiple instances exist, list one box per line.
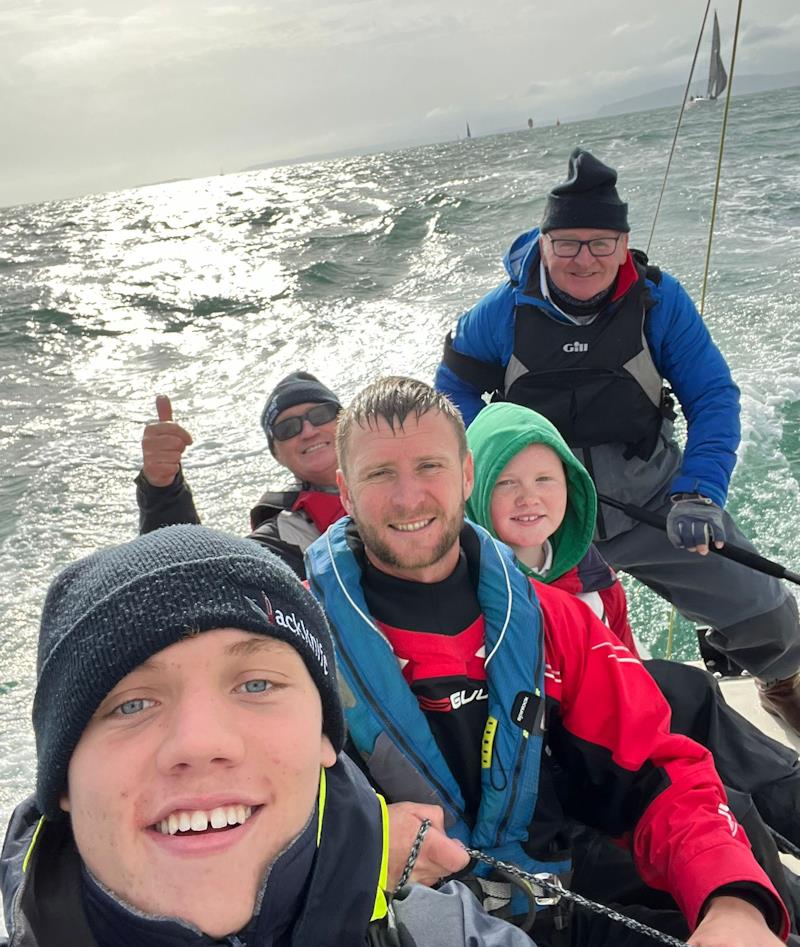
left=136, top=371, right=344, bottom=577
left=435, top=147, right=800, bottom=734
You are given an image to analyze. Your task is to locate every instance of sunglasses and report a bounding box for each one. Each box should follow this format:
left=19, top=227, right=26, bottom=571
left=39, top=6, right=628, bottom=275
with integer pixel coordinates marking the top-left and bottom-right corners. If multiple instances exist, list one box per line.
left=271, top=402, right=340, bottom=442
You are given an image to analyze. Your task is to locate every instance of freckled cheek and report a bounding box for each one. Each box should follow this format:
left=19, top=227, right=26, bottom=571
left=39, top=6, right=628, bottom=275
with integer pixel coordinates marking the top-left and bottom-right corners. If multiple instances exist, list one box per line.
left=251, top=720, right=325, bottom=788
left=68, top=781, right=138, bottom=889
left=68, top=744, right=148, bottom=847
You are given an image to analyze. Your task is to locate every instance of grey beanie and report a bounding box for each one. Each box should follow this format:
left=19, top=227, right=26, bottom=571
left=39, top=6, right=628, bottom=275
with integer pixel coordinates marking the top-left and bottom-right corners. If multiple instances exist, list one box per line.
left=33, top=525, right=345, bottom=820
left=260, top=371, right=341, bottom=453
left=541, top=148, right=629, bottom=234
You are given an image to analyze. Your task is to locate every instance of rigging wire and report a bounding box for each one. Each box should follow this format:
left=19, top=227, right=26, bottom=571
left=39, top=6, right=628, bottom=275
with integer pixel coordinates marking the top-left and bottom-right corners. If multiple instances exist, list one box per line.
left=646, top=0, right=712, bottom=256
left=650, top=1, right=744, bottom=653
left=699, top=0, right=744, bottom=314
left=665, top=604, right=677, bottom=661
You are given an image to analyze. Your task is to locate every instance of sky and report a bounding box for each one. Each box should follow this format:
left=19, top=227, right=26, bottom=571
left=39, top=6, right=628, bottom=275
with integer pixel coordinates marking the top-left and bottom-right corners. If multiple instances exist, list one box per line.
left=2, top=0, right=799, bottom=207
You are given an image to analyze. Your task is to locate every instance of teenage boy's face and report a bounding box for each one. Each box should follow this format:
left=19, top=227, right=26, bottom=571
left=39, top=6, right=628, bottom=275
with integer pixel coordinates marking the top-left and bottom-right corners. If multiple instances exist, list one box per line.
left=490, top=444, right=568, bottom=553
left=61, top=629, right=335, bottom=938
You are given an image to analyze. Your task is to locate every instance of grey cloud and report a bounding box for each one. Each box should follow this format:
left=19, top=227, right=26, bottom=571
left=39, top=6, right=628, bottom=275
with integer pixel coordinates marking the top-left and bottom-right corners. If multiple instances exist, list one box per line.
left=741, top=23, right=785, bottom=44
left=3, top=0, right=800, bottom=207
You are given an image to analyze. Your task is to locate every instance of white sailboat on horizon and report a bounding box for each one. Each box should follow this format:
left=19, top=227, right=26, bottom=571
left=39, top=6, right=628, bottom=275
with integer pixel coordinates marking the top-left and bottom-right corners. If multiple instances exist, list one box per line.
left=689, top=9, right=728, bottom=104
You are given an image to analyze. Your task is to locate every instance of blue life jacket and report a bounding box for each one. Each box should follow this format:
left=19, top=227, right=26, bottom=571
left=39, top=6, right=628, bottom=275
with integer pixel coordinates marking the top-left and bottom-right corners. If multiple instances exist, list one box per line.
left=306, top=518, right=571, bottom=892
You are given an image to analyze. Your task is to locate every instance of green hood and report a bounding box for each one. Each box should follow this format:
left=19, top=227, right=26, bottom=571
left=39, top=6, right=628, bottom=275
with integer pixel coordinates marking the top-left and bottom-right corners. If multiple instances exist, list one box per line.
left=465, top=403, right=597, bottom=583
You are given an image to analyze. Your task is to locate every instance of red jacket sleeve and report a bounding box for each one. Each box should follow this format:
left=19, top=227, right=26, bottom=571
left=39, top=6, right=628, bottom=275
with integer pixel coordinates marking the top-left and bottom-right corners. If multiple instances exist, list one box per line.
left=534, top=581, right=788, bottom=937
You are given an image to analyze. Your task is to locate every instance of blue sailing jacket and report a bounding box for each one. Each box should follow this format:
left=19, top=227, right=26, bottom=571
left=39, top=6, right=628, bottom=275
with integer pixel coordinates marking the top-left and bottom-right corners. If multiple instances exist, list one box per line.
left=306, top=517, right=571, bottom=893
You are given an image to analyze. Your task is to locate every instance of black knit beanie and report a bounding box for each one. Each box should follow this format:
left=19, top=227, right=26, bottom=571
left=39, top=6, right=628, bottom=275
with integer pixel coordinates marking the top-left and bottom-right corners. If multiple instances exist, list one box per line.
left=33, top=525, right=345, bottom=820
left=540, top=148, right=629, bottom=233
left=260, top=371, right=341, bottom=454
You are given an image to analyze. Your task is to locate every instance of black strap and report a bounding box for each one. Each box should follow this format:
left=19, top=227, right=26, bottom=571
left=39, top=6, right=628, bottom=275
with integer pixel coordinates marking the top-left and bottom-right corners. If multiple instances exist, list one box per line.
left=441, top=332, right=506, bottom=394
left=630, top=247, right=662, bottom=285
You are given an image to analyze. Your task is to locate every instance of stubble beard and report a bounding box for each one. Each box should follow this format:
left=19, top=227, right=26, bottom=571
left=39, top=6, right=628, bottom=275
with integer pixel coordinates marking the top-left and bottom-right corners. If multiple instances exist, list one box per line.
left=353, top=501, right=465, bottom=575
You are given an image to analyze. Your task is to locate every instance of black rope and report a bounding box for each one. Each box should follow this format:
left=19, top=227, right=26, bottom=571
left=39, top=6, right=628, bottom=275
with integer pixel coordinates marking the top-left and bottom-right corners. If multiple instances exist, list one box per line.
left=393, top=818, right=432, bottom=894
left=395, top=820, right=699, bottom=944
left=465, top=849, right=690, bottom=947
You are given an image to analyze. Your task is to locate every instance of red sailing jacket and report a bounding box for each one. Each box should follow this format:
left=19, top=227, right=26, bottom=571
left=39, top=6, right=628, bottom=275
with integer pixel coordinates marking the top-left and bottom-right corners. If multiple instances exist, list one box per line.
left=532, top=580, right=788, bottom=936
left=548, top=561, right=639, bottom=656
left=308, top=529, right=788, bottom=937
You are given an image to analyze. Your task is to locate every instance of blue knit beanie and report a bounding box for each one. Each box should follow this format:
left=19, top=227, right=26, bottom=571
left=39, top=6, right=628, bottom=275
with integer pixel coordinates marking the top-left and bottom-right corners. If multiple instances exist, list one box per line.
left=33, top=525, right=345, bottom=820
left=541, top=148, right=629, bottom=234
left=260, top=371, right=341, bottom=454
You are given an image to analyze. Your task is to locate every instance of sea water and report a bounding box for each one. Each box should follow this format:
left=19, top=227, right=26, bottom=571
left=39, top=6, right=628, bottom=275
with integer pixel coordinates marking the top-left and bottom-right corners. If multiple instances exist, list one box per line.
left=2, top=85, right=799, bottom=826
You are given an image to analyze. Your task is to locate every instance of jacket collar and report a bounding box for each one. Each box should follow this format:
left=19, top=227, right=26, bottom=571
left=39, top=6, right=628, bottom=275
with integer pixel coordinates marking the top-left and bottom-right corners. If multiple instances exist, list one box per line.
left=507, top=227, right=641, bottom=314
left=80, top=815, right=317, bottom=947
left=2, top=759, right=385, bottom=947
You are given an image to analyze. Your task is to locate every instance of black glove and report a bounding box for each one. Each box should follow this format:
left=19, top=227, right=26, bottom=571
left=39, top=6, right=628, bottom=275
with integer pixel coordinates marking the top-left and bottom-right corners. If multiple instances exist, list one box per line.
left=666, top=493, right=726, bottom=551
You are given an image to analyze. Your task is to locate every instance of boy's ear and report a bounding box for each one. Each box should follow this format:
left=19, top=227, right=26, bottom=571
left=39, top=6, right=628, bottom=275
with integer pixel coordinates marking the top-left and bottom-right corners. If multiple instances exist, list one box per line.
left=321, top=734, right=337, bottom=768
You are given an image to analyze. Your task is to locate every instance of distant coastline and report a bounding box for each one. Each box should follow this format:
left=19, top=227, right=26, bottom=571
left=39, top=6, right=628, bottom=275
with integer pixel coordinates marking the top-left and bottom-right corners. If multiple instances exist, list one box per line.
left=596, top=70, right=800, bottom=118
left=245, top=72, right=800, bottom=176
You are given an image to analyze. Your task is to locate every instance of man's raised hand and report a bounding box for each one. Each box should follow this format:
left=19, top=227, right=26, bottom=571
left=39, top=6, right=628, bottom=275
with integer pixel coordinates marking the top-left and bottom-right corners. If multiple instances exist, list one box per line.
left=141, top=395, right=193, bottom=487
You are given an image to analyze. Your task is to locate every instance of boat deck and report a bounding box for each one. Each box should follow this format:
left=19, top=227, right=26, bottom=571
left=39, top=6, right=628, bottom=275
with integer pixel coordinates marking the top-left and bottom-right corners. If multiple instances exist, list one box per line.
left=715, top=672, right=800, bottom=753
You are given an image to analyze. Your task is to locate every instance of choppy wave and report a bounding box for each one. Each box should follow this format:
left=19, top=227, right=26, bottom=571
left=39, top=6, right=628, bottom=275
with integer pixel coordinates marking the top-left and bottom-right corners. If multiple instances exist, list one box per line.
left=2, top=85, right=800, bottom=823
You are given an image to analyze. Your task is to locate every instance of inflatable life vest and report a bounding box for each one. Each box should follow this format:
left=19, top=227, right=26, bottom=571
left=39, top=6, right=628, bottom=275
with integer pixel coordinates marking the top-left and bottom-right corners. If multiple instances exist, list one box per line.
left=250, top=484, right=344, bottom=533
left=305, top=518, right=571, bottom=909
left=443, top=252, right=675, bottom=461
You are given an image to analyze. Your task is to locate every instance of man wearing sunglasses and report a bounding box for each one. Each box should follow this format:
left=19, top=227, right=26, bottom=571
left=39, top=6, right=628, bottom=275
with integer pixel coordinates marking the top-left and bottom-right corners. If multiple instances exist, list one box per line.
left=136, top=372, right=343, bottom=578
left=435, top=147, right=800, bottom=734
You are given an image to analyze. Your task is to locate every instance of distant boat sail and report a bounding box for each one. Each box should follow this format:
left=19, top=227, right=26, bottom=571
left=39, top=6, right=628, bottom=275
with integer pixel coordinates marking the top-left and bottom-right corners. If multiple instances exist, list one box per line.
left=466, top=121, right=472, bottom=139
left=706, top=10, right=728, bottom=100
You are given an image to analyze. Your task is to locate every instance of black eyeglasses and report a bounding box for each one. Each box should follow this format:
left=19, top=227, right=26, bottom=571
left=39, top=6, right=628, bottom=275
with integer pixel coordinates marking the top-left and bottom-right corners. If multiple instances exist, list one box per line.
left=546, top=234, right=623, bottom=258
left=271, top=402, right=340, bottom=442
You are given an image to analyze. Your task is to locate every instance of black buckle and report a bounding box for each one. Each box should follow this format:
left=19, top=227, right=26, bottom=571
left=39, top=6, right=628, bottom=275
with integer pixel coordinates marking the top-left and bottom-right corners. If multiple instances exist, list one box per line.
left=696, top=628, right=750, bottom=679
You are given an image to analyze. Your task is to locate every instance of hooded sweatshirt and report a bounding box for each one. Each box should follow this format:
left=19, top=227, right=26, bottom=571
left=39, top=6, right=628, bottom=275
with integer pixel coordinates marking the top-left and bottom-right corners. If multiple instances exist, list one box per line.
left=465, top=402, right=638, bottom=655
left=465, top=402, right=596, bottom=584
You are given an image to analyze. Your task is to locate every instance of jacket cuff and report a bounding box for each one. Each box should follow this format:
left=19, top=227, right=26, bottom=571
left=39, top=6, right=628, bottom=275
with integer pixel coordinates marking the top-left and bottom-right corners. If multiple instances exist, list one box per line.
left=674, top=844, right=790, bottom=939
left=699, top=883, right=785, bottom=937
left=134, top=468, right=183, bottom=496
left=669, top=475, right=726, bottom=509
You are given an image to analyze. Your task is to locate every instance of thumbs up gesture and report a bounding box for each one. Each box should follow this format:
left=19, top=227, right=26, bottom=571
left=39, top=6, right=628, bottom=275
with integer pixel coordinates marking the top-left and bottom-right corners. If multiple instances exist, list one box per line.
left=141, top=395, right=194, bottom=487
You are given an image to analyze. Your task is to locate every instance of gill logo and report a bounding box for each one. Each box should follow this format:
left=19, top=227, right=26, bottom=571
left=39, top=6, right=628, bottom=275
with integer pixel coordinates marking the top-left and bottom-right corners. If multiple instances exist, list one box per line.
left=562, top=341, right=588, bottom=353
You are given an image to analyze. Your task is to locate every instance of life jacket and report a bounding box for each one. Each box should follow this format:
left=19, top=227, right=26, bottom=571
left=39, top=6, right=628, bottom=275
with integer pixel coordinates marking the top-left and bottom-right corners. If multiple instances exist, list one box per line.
left=0, top=759, right=390, bottom=947
left=305, top=517, right=571, bottom=909
left=292, top=491, right=347, bottom=533
left=501, top=252, right=674, bottom=460
left=250, top=485, right=344, bottom=534
left=250, top=486, right=301, bottom=530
